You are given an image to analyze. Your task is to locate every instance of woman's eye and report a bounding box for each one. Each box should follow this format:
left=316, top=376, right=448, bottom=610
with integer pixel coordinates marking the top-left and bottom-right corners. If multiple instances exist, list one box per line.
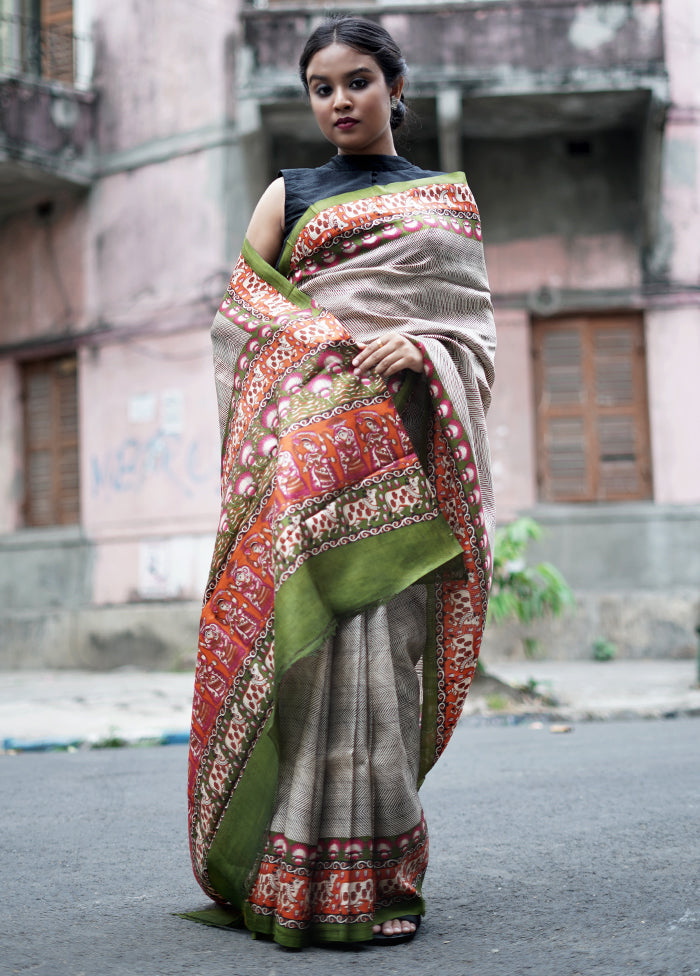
left=350, top=78, right=368, bottom=90
left=314, top=85, right=331, bottom=97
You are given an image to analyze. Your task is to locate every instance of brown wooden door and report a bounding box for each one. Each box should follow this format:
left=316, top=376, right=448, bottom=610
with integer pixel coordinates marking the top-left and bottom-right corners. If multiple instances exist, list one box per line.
left=22, top=354, right=80, bottom=526
left=40, top=0, right=73, bottom=83
left=533, top=314, right=652, bottom=503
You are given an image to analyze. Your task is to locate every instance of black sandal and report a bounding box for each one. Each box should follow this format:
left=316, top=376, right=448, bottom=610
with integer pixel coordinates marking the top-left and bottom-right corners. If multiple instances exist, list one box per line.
left=371, top=914, right=421, bottom=946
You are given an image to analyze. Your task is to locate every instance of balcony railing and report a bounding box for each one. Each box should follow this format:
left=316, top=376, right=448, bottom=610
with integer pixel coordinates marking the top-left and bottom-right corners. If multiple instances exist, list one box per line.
left=0, top=13, right=92, bottom=90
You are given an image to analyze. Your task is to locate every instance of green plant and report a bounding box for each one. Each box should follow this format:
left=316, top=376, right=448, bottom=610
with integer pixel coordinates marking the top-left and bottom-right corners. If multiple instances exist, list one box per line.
left=522, top=636, right=542, bottom=660
left=518, top=677, right=558, bottom=706
left=592, top=637, right=616, bottom=662
left=91, top=736, right=128, bottom=749
left=484, top=693, right=509, bottom=712
left=488, top=517, right=575, bottom=627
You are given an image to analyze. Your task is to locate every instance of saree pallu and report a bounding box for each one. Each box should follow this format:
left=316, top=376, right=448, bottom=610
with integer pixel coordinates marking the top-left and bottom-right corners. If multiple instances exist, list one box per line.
left=187, top=174, right=496, bottom=947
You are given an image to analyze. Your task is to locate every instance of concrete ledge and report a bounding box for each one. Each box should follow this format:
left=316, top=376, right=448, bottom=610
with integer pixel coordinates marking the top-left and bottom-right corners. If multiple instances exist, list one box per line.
left=483, top=588, right=700, bottom=661
left=0, top=602, right=200, bottom=670
left=524, top=504, right=700, bottom=591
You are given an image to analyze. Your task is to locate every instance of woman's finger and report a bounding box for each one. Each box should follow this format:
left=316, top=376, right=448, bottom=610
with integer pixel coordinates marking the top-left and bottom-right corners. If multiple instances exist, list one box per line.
left=353, top=337, right=392, bottom=375
left=378, top=341, right=423, bottom=377
left=352, top=334, right=423, bottom=377
left=374, top=351, right=403, bottom=376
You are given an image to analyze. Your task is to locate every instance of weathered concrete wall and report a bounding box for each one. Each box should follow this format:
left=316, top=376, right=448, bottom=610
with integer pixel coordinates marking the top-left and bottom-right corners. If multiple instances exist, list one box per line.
left=93, top=0, right=236, bottom=153
left=1, top=0, right=698, bottom=668
left=79, top=329, right=221, bottom=605
left=646, top=309, right=700, bottom=504
left=0, top=526, right=93, bottom=609
left=0, top=360, right=21, bottom=534
left=470, top=130, right=642, bottom=245
left=483, top=503, right=700, bottom=660
left=486, top=309, right=537, bottom=520
left=0, top=195, right=88, bottom=345
left=652, top=0, right=700, bottom=287
left=0, top=0, right=241, bottom=668
left=87, top=0, right=241, bottom=327
left=483, top=588, right=699, bottom=661
left=85, top=149, right=231, bottom=331
left=474, top=129, right=643, bottom=311
left=0, top=600, right=201, bottom=670
left=527, top=503, right=700, bottom=591
left=642, top=0, right=700, bottom=505
left=244, top=2, right=665, bottom=89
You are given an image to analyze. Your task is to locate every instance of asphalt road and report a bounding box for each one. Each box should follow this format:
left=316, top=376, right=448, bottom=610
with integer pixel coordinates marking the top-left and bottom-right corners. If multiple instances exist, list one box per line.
left=2, top=719, right=698, bottom=976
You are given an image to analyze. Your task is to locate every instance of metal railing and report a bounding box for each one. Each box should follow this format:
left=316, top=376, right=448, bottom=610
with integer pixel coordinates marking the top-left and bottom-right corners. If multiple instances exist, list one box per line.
left=0, top=13, right=92, bottom=89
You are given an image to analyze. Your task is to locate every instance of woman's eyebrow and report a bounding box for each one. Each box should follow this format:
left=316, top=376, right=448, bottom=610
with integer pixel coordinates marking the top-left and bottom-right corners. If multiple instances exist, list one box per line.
left=308, top=66, right=375, bottom=83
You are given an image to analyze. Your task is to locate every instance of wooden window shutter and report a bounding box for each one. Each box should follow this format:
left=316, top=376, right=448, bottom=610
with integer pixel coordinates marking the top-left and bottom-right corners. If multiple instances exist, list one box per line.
left=40, top=0, right=73, bottom=83
left=22, top=355, right=80, bottom=526
left=533, top=314, right=652, bottom=503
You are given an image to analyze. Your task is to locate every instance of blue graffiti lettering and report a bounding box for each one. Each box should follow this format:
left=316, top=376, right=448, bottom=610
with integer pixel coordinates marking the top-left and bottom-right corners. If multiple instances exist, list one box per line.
left=90, top=429, right=218, bottom=499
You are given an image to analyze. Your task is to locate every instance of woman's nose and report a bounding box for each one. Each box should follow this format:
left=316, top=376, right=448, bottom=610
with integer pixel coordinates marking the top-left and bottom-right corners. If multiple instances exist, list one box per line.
left=333, top=87, right=351, bottom=110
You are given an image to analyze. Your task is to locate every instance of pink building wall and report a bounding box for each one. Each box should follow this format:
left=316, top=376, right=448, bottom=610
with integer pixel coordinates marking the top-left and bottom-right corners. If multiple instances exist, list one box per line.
left=486, top=234, right=641, bottom=301
left=0, top=360, right=20, bottom=534
left=0, top=199, right=88, bottom=339
left=644, top=0, right=700, bottom=505
left=0, top=0, right=243, bottom=665
left=485, top=310, right=537, bottom=518
left=75, top=0, right=242, bottom=606
left=485, top=230, right=644, bottom=520
left=80, top=329, right=221, bottom=604
left=1, top=0, right=698, bottom=665
left=486, top=0, right=700, bottom=518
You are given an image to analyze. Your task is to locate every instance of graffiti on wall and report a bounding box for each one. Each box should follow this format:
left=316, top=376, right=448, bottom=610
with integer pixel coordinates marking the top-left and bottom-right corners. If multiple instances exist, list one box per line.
left=89, top=388, right=219, bottom=503
left=90, top=429, right=219, bottom=499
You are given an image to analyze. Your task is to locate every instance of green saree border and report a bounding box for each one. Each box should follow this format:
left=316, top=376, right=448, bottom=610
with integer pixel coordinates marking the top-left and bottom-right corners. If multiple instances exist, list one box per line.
left=206, top=712, right=279, bottom=908
left=175, top=906, right=243, bottom=929
left=243, top=894, right=425, bottom=948
left=176, top=895, right=425, bottom=947
left=418, top=582, right=438, bottom=788
left=241, top=238, right=314, bottom=311
left=274, top=511, right=462, bottom=679
left=278, top=171, right=468, bottom=276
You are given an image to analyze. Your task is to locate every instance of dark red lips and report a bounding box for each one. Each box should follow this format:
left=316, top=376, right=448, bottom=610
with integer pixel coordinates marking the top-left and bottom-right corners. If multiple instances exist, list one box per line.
left=335, top=117, right=359, bottom=129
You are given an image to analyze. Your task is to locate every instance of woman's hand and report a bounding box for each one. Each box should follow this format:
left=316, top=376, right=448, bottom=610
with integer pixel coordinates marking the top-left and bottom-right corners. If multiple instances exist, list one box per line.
left=352, top=334, right=424, bottom=379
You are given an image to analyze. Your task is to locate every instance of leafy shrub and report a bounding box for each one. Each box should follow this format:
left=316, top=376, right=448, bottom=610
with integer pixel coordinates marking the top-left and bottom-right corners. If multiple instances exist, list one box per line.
left=486, top=518, right=574, bottom=658
left=592, top=637, right=617, bottom=662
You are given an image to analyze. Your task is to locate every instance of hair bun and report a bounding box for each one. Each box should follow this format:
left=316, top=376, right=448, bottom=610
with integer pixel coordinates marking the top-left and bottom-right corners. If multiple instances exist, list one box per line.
left=390, top=94, right=407, bottom=131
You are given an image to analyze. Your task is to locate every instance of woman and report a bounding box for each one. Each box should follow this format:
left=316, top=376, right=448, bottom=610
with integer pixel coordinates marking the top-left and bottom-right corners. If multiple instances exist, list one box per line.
left=185, top=16, right=496, bottom=949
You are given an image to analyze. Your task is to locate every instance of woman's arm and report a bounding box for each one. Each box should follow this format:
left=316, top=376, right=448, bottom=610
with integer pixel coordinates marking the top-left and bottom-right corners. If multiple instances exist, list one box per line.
left=245, top=177, right=286, bottom=266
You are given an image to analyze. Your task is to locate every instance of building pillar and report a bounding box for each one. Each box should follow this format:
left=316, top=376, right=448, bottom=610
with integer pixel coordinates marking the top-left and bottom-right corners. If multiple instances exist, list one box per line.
left=436, top=88, right=463, bottom=174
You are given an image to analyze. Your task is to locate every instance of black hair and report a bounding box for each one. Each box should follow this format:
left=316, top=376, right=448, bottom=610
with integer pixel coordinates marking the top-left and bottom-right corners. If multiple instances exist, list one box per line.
left=298, top=17, right=408, bottom=131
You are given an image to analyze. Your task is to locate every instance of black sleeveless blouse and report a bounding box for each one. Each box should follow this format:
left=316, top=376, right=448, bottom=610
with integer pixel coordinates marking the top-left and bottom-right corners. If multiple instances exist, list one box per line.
left=279, top=154, right=446, bottom=244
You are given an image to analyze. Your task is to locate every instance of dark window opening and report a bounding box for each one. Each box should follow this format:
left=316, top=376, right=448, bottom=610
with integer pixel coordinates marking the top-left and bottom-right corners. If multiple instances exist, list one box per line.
left=566, top=139, right=593, bottom=157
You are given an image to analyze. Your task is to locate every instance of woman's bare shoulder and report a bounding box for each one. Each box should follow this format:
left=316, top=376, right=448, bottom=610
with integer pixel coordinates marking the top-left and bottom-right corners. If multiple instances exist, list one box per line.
left=246, top=177, right=286, bottom=266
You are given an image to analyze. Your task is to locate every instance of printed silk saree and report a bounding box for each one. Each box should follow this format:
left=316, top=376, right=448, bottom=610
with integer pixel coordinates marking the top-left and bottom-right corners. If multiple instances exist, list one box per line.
left=186, top=173, right=496, bottom=947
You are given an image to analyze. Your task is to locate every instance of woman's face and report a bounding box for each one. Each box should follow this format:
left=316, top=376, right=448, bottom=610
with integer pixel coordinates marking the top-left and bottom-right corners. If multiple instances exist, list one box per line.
left=305, top=42, right=403, bottom=156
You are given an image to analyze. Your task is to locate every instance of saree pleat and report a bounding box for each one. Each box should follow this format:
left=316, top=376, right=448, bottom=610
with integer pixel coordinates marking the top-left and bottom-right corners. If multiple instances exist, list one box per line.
left=244, top=587, right=428, bottom=943
left=187, top=174, right=495, bottom=947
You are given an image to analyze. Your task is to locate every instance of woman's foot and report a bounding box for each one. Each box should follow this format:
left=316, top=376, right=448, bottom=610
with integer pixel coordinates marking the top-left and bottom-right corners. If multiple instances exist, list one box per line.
left=371, top=915, right=421, bottom=945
